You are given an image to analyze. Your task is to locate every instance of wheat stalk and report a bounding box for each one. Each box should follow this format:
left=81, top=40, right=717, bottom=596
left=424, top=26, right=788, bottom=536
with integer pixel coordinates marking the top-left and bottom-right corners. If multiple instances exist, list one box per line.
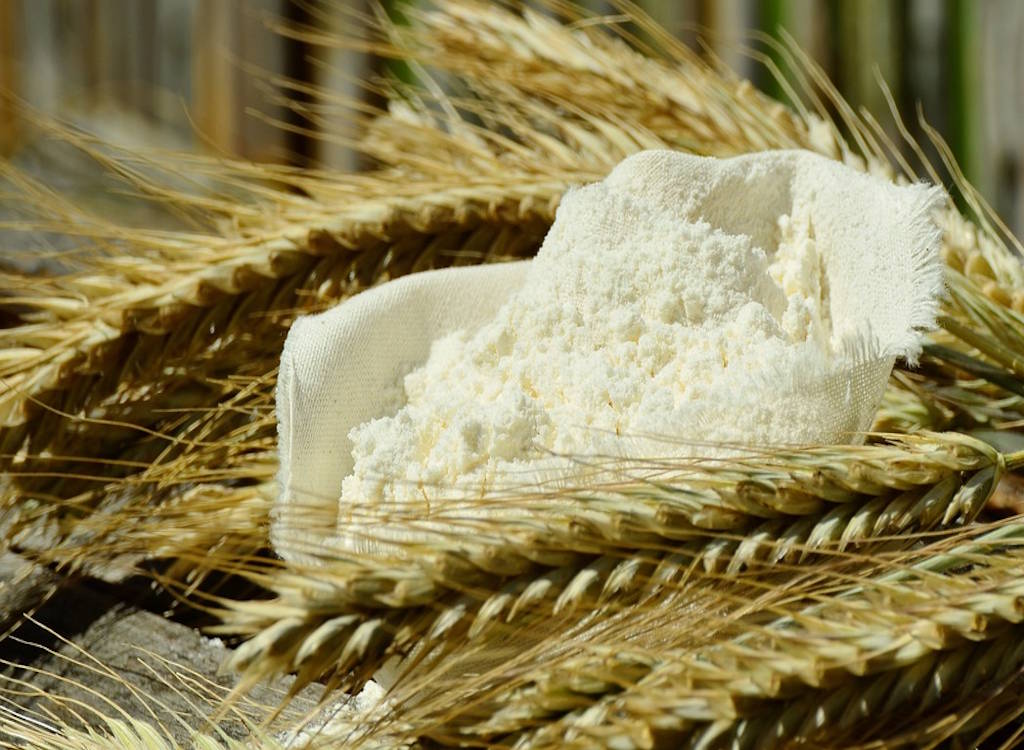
left=263, top=521, right=1023, bottom=748
left=415, top=523, right=1024, bottom=747
left=351, top=0, right=1022, bottom=286
left=0, top=172, right=556, bottom=432
left=5, top=0, right=1021, bottom=566
left=4, top=3, right=1024, bottom=749
left=0, top=713, right=286, bottom=750
left=213, top=433, right=1004, bottom=704
left=524, top=628, right=1024, bottom=750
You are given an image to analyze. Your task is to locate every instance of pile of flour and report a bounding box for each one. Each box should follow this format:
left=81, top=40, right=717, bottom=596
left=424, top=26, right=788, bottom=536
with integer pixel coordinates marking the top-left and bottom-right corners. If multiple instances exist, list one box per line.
left=340, top=178, right=843, bottom=507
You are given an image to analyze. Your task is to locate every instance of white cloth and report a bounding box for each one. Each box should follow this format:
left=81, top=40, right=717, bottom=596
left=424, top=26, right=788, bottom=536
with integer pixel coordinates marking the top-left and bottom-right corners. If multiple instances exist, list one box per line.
left=272, top=149, right=944, bottom=565
left=271, top=262, right=530, bottom=564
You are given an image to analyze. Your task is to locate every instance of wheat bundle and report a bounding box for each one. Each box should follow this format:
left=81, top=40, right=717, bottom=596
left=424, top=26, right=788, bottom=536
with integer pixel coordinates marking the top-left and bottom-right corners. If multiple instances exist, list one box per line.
left=212, top=433, right=1007, bottom=712
left=3, top=2, right=1024, bottom=749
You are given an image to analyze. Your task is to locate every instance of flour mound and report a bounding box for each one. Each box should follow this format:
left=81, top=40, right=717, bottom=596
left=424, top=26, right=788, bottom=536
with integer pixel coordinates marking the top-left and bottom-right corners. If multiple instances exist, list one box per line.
left=344, top=165, right=854, bottom=509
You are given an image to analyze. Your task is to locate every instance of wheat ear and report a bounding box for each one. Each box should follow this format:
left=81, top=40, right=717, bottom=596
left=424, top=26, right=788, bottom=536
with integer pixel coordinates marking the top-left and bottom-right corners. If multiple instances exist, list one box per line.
left=215, top=433, right=1003, bottom=701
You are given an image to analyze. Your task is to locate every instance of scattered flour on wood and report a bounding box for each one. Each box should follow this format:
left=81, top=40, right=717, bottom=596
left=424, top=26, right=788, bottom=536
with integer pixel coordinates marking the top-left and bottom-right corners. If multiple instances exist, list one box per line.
left=340, top=171, right=843, bottom=508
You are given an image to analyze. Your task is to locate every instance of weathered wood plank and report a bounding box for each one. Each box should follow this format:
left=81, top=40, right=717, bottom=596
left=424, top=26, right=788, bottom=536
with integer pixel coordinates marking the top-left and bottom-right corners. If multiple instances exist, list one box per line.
left=0, top=552, right=58, bottom=634
left=0, top=569, right=316, bottom=745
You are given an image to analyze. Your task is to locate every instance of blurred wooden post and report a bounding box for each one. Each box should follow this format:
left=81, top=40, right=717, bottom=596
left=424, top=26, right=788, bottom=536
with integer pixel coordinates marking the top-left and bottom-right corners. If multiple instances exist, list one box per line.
left=767, top=0, right=832, bottom=78
left=835, top=0, right=901, bottom=143
left=314, top=0, right=378, bottom=170
left=900, top=1, right=949, bottom=189
left=192, top=1, right=240, bottom=154
left=153, top=0, right=196, bottom=138
left=978, top=0, right=1024, bottom=237
left=192, top=0, right=291, bottom=162
left=641, top=0, right=700, bottom=51
left=0, top=0, right=18, bottom=155
left=700, top=0, right=757, bottom=80
left=756, top=0, right=834, bottom=106
left=93, top=0, right=155, bottom=117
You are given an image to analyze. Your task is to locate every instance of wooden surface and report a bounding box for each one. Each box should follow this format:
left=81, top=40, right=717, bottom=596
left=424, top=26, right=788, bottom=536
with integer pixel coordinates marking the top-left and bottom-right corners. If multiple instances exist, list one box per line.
left=0, top=553, right=317, bottom=745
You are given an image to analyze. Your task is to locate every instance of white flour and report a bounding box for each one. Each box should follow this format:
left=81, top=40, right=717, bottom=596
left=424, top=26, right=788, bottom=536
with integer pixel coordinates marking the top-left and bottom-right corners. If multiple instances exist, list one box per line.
left=340, top=177, right=842, bottom=508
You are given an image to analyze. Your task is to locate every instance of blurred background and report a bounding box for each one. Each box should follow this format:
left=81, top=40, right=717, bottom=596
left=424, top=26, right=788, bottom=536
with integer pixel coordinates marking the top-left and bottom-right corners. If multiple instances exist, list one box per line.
left=0, top=0, right=1022, bottom=237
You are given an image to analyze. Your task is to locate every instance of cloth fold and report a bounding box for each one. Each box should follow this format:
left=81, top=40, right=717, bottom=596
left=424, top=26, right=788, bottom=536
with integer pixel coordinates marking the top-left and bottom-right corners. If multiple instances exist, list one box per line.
left=272, top=262, right=530, bottom=564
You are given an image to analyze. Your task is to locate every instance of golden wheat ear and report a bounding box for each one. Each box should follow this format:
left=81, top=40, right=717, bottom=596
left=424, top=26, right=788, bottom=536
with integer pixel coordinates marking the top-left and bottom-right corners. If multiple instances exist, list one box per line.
left=251, top=521, right=1024, bottom=748
left=5, top=1, right=1024, bottom=749
left=499, top=521, right=1024, bottom=750
left=211, top=434, right=1005, bottom=707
